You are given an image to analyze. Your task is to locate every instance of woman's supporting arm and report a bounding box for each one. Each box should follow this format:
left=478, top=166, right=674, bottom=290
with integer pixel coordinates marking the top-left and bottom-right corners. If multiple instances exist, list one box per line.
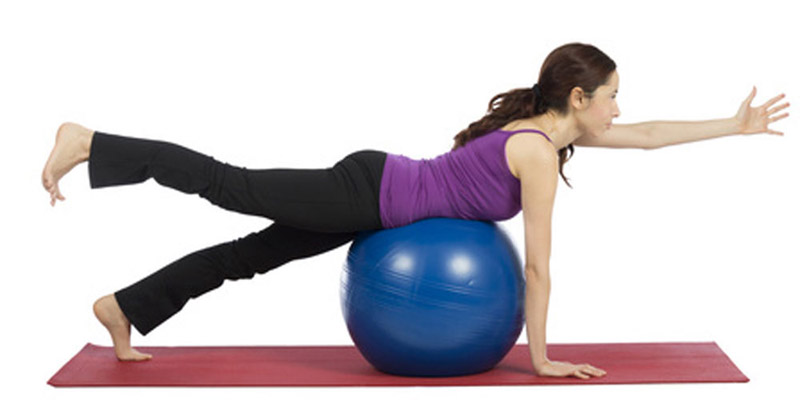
left=513, top=135, right=606, bottom=379
left=526, top=270, right=551, bottom=370
left=508, top=135, right=605, bottom=379
left=512, top=135, right=559, bottom=370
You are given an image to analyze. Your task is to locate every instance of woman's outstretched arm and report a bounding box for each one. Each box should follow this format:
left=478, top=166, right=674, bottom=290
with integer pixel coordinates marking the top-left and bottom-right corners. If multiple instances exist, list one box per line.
left=646, top=88, right=789, bottom=149
left=573, top=88, right=789, bottom=150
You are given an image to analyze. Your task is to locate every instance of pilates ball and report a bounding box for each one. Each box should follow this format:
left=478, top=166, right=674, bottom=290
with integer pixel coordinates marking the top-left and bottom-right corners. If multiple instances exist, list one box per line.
left=340, top=218, right=525, bottom=377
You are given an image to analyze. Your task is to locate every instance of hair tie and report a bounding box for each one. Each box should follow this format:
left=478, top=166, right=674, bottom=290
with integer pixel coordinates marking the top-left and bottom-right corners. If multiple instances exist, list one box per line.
left=532, top=83, right=547, bottom=112
left=532, top=83, right=543, bottom=98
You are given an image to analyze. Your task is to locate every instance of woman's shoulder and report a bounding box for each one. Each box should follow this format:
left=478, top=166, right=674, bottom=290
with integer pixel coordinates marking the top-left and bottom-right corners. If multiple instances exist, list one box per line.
left=504, top=130, right=558, bottom=180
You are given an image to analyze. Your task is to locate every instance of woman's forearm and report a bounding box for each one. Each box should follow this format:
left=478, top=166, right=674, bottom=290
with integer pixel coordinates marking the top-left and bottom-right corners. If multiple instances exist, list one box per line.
left=645, top=117, right=742, bottom=149
left=525, top=272, right=551, bottom=371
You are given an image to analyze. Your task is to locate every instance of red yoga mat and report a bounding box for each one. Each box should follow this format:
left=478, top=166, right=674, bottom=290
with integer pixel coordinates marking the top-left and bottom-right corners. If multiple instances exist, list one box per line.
left=48, top=342, right=748, bottom=387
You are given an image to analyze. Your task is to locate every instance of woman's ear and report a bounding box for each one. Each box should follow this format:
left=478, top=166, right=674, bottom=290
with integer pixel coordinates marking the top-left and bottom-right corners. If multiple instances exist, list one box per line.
left=568, top=86, right=589, bottom=111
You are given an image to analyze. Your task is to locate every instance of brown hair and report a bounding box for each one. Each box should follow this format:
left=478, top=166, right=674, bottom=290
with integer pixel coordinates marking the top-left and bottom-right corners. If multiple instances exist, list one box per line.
left=451, top=43, right=617, bottom=188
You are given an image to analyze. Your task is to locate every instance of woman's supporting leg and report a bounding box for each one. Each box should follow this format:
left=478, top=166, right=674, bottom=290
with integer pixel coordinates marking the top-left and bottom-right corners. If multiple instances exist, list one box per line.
left=95, top=223, right=358, bottom=359
left=89, top=131, right=387, bottom=232
left=93, top=293, right=152, bottom=361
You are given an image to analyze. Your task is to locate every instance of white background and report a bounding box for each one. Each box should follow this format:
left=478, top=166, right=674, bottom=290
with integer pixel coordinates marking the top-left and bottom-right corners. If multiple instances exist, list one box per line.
left=1, top=0, right=797, bottom=398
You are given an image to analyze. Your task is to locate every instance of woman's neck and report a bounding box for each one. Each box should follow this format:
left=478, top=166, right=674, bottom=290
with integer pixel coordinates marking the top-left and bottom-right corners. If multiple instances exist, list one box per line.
left=513, top=112, right=583, bottom=150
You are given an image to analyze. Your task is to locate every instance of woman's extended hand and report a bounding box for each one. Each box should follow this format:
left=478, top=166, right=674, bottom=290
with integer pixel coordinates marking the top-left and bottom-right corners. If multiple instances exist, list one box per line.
left=535, top=360, right=607, bottom=380
left=735, top=87, right=790, bottom=136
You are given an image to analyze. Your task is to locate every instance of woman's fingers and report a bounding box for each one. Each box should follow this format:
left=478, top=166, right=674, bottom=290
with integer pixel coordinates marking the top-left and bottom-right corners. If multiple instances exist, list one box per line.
left=768, top=102, right=790, bottom=116
left=743, top=86, right=757, bottom=105
left=581, top=364, right=605, bottom=376
left=589, top=365, right=607, bottom=377
left=769, top=112, right=789, bottom=124
left=573, top=364, right=606, bottom=379
left=574, top=370, right=590, bottom=379
left=540, top=360, right=606, bottom=380
left=761, top=93, right=787, bottom=110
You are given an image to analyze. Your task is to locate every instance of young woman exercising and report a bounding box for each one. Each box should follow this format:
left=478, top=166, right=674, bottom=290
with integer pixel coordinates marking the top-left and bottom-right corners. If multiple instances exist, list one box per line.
left=41, top=43, right=789, bottom=380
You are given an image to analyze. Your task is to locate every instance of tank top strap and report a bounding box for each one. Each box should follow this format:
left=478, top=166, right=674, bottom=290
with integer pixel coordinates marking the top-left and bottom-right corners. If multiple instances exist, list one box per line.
left=497, top=129, right=553, bottom=144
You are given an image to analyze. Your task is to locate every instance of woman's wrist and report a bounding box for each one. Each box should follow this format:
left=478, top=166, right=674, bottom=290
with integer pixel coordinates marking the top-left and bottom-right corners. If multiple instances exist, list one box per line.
left=727, top=116, right=746, bottom=135
left=532, top=357, right=550, bottom=372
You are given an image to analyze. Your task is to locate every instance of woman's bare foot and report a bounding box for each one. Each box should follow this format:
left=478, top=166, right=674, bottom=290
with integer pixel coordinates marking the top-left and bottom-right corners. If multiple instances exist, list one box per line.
left=93, top=294, right=153, bottom=361
left=42, top=122, right=95, bottom=206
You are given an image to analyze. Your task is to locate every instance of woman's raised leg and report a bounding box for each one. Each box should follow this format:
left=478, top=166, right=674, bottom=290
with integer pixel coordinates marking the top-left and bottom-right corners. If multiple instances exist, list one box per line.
left=83, top=127, right=386, bottom=233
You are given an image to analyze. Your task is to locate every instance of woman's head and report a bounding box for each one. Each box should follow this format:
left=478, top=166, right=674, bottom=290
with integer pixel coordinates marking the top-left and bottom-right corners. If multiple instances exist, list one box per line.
left=536, top=43, right=620, bottom=138
left=452, top=42, right=617, bottom=188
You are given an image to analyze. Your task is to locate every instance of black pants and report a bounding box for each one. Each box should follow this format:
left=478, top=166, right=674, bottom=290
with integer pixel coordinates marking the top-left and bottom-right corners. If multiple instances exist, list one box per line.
left=89, top=131, right=387, bottom=335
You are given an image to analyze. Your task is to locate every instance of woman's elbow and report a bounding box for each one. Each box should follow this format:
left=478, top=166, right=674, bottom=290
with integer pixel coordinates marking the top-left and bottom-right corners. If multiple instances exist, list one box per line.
left=524, top=264, right=550, bottom=283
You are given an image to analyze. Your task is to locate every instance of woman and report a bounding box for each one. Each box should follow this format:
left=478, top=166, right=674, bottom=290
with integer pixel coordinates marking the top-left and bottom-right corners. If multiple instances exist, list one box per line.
left=41, top=43, right=789, bottom=380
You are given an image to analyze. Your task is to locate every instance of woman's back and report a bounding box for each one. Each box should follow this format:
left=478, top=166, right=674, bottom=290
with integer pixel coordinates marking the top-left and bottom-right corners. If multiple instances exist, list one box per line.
left=378, top=129, right=552, bottom=228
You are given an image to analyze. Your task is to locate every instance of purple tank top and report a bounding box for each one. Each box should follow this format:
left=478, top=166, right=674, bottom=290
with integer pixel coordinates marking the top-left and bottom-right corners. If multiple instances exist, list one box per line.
left=378, top=129, right=552, bottom=228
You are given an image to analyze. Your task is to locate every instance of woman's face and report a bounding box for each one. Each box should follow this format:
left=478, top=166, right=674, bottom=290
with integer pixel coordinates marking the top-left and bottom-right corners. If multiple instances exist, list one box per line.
left=576, top=70, right=621, bottom=137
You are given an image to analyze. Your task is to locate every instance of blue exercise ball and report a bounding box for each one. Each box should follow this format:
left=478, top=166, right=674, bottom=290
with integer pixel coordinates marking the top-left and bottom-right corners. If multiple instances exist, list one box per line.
left=340, top=218, right=525, bottom=377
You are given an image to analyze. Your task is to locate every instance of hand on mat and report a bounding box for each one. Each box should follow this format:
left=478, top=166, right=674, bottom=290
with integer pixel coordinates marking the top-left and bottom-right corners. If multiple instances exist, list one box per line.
left=735, top=87, right=790, bottom=136
left=535, top=360, right=606, bottom=380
